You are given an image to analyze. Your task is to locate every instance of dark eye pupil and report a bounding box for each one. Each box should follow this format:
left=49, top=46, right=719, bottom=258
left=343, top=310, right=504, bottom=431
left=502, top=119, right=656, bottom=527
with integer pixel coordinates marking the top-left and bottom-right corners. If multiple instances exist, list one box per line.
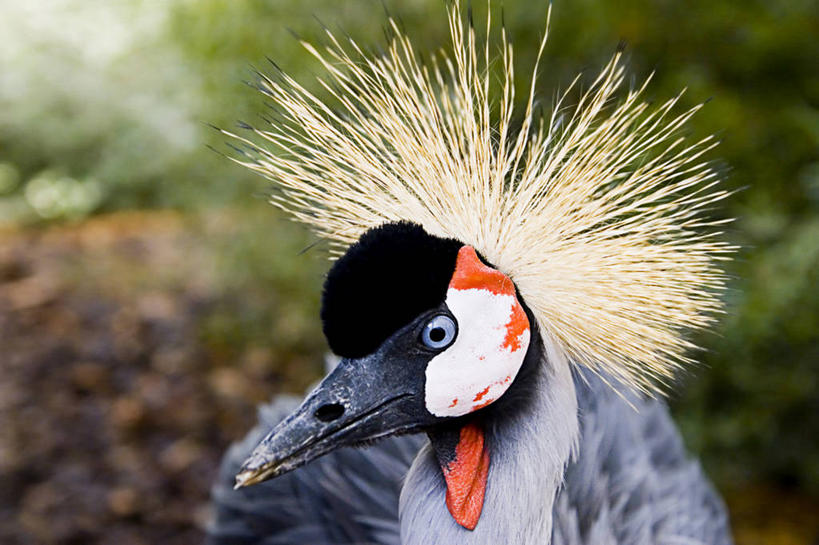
left=421, top=314, right=457, bottom=350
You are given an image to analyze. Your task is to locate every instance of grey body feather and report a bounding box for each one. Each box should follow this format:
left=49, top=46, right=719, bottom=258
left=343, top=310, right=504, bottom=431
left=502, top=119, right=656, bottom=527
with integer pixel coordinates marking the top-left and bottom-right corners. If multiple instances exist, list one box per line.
left=206, top=368, right=732, bottom=545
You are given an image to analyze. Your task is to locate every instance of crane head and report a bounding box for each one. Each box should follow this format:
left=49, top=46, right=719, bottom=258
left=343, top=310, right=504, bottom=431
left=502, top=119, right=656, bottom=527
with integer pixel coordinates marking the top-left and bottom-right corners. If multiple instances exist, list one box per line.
left=226, top=0, right=732, bottom=534
left=235, top=221, right=536, bottom=529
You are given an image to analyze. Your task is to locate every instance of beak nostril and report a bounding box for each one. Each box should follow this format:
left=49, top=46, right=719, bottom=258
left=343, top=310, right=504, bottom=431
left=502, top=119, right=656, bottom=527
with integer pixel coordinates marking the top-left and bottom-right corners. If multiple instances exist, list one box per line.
left=314, top=403, right=345, bottom=422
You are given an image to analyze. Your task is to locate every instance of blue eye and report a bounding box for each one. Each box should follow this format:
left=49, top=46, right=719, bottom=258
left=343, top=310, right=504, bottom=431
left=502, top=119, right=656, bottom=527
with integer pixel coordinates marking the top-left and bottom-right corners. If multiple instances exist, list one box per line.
left=421, top=315, right=457, bottom=350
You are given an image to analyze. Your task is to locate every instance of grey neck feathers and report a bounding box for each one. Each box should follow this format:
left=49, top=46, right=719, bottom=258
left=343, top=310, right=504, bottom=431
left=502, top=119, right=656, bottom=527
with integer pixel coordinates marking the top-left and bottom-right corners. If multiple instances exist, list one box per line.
left=399, top=342, right=579, bottom=544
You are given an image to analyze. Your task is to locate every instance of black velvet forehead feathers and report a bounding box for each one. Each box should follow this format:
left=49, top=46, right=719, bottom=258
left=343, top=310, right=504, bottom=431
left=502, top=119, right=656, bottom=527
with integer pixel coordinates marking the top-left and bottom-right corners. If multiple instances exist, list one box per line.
left=321, top=222, right=463, bottom=358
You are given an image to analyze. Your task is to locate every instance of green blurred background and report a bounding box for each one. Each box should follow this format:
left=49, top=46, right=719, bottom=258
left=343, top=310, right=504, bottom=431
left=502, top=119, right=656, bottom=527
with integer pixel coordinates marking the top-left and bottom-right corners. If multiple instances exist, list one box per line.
left=0, top=1, right=817, bottom=544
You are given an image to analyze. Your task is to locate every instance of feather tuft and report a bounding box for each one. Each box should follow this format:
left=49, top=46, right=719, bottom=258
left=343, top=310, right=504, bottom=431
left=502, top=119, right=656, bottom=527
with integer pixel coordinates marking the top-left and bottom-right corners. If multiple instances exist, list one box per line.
left=223, top=1, right=734, bottom=394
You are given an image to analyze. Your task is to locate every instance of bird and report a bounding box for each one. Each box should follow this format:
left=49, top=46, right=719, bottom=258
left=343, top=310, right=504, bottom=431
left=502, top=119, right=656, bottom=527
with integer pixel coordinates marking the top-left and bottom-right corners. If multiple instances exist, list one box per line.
left=207, top=3, right=735, bottom=544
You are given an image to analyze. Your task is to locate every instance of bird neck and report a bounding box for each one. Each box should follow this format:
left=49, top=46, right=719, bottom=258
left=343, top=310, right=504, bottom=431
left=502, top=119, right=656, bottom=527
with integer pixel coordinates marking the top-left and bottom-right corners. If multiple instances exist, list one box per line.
left=399, top=339, right=579, bottom=544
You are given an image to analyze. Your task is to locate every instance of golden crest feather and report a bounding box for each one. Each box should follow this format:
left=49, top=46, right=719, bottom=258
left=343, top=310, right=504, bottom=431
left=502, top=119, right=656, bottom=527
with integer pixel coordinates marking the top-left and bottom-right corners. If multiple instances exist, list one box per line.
left=222, top=2, right=734, bottom=394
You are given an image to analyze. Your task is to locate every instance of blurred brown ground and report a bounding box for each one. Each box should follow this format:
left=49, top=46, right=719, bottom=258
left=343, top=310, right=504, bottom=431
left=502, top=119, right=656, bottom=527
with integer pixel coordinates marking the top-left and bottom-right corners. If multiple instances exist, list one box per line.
left=1, top=211, right=817, bottom=545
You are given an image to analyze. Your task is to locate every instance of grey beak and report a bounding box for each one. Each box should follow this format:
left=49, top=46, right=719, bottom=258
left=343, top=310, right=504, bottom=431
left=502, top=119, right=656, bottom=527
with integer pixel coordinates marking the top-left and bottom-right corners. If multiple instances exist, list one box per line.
left=234, top=337, right=434, bottom=488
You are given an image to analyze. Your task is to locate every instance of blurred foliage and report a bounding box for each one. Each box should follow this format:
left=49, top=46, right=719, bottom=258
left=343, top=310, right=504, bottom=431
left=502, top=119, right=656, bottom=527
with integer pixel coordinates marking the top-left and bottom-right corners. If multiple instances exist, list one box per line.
left=1, top=0, right=817, bottom=514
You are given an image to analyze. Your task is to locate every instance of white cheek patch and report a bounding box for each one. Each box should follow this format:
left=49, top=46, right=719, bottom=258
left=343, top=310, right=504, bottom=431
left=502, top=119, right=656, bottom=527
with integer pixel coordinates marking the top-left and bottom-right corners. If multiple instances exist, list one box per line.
left=424, top=246, right=531, bottom=417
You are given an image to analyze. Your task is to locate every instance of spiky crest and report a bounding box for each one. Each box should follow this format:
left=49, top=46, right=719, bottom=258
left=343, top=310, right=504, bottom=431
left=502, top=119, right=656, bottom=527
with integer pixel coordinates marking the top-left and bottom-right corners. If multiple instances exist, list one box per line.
left=221, top=2, right=734, bottom=394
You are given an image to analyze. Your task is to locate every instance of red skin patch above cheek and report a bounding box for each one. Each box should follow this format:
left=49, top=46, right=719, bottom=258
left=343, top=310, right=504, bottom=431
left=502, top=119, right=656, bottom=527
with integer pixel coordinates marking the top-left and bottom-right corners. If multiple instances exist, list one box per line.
left=449, top=246, right=515, bottom=295
left=440, top=422, right=490, bottom=531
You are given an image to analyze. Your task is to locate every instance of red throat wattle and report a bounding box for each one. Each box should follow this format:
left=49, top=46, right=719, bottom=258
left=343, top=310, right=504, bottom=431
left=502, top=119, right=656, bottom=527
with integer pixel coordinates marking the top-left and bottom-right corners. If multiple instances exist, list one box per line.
left=438, top=422, right=490, bottom=530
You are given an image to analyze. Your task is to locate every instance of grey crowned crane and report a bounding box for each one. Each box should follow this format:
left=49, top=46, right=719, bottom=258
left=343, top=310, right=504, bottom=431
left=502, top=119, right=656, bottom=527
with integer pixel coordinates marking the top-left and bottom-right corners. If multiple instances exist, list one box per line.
left=207, top=4, right=734, bottom=544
